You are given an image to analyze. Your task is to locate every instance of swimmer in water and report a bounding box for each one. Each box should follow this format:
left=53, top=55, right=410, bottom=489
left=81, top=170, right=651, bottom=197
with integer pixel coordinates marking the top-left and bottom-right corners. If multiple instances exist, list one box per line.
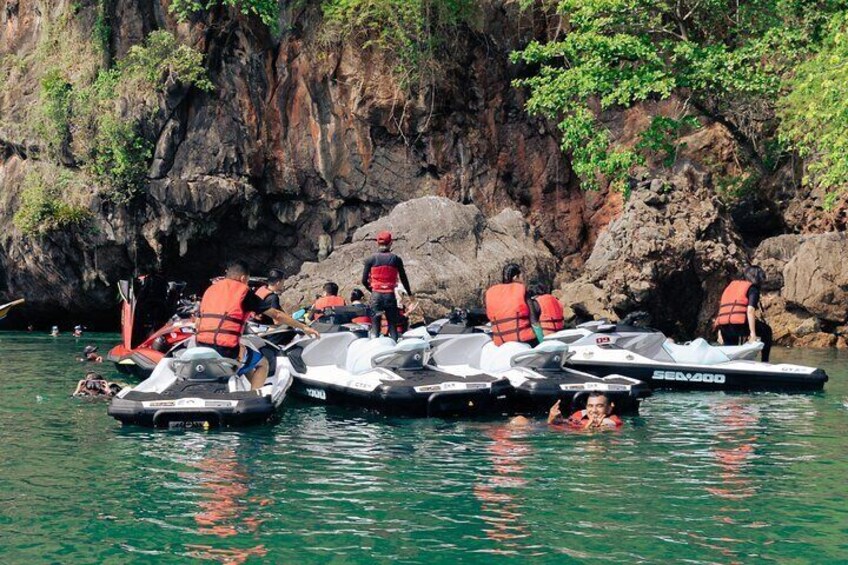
left=76, top=345, right=103, bottom=363
left=73, top=372, right=121, bottom=397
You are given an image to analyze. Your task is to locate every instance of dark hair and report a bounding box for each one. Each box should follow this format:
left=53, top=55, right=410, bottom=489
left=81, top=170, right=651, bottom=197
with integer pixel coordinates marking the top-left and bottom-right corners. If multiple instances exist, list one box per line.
left=323, top=282, right=339, bottom=296
left=350, top=288, right=365, bottom=302
left=226, top=260, right=250, bottom=278
left=502, top=263, right=522, bottom=284
left=743, top=265, right=766, bottom=287
left=528, top=281, right=548, bottom=296
left=587, top=391, right=610, bottom=402
left=267, top=268, right=285, bottom=284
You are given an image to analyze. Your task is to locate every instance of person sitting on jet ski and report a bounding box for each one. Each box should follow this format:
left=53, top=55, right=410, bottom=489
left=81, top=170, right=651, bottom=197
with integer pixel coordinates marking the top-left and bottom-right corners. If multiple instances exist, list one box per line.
left=73, top=372, right=122, bottom=397
left=310, top=282, right=347, bottom=322
left=349, top=288, right=373, bottom=325
left=485, top=264, right=543, bottom=346
left=362, top=231, right=413, bottom=341
left=714, top=265, right=773, bottom=362
left=196, top=260, right=320, bottom=390
left=252, top=268, right=285, bottom=325
left=547, top=393, right=623, bottom=430
left=77, top=345, right=103, bottom=363
left=528, top=283, right=565, bottom=336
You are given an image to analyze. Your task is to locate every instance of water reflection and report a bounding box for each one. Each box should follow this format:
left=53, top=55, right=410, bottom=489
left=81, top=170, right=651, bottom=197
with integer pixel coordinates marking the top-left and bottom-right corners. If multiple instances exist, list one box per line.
left=473, top=425, right=532, bottom=555
left=706, top=400, right=759, bottom=500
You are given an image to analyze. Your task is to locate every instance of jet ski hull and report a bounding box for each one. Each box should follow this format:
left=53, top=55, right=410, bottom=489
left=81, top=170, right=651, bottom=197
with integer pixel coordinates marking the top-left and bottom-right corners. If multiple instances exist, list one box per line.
left=508, top=371, right=651, bottom=414
left=108, top=345, right=292, bottom=428
left=108, top=389, right=280, bottom=428
left=568, top=360, right=828, bottom=392
left=290, top=373, right=514, bottom=418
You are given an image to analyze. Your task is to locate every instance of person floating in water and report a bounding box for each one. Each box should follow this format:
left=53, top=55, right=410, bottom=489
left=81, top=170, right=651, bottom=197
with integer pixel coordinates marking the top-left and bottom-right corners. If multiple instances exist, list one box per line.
left=73, top=325, right=84, bottom=338
left=50, top=326, right=59, bottom=337
left=73, top=372, right=122, bottom=397
left=548, top=393, right=623, bottom=430
left=77, top=345, right=103, bottom=363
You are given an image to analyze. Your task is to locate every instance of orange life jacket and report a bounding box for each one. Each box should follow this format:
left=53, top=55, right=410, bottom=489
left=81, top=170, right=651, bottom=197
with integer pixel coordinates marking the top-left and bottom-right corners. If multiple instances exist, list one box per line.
left=312, top=295, right=346, bottom=320
left=536, top=294, right=565, bottom=334
left=196, top=279, right=250, bottom=348
left=714, top=280, right=752, bottom=327
left=568, top=410, right=623, bottom=429
left=485, top=282, right=535, bottom=345
left=255, top=286, right=272, bottom=300
left=251, top=285, right=274, bottom=322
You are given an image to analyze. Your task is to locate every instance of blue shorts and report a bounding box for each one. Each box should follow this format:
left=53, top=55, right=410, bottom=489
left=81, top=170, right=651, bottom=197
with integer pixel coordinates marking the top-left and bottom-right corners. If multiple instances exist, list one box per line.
left=237, top=347, right=263, bottom=376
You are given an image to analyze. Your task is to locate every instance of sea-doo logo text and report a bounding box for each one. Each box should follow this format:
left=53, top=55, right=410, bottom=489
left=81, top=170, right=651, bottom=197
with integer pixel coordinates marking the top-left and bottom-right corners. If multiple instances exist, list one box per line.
left=652, top=370, right=726, bottom=384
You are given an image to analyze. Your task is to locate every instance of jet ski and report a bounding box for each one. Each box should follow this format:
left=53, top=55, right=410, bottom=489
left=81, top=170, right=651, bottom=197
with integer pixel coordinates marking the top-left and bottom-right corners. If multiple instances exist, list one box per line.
left=282, top=331, right=514, bottom=417
left=108, top=336, right=292, bottom=428
left=546, top=321, right=828, bottom=392
left=107, top=280, right=195, bottom=379
left=409, top=329, right=650, bottom=414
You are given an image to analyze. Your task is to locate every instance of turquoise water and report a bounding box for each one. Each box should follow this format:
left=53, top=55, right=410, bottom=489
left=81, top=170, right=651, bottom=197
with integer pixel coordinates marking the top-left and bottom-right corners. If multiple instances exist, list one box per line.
left=1, top=332, right=846, bottom=564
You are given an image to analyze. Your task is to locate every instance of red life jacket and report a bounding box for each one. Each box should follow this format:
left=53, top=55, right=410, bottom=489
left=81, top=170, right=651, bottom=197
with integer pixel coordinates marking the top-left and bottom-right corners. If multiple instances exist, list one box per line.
left=370, top=265, right=399, bottom=294
left=312, top=295, right=346, bottom=320
left=536, top=294, right=565, bottom=334
left=567, top=410, right=623, bottom=429
left=714, top=280, right=752, bottom=327
left=255, top=286, right=272, bottom=300
left=485, top=283, right=535, bottom=346
left=196, top=279, right=250, bottom=349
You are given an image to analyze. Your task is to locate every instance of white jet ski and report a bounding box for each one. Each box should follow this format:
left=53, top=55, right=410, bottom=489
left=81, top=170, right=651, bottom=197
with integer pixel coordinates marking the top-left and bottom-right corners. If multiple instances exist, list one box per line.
left=281, top=332, right=513, bottom=417
left=406, top=329, right=650, bottom=414
left=546, top=321, right=828, bottom=392
left=108, top=336, right=293, bottom=428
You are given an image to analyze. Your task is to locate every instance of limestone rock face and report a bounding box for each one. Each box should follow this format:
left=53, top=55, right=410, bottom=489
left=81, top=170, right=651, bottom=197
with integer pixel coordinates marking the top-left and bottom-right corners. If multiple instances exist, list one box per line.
left=782, top=233, right=848, bottom=323
left=278, top=197, right=556, bottom=318
left=558, top=165, right=747, bottom=338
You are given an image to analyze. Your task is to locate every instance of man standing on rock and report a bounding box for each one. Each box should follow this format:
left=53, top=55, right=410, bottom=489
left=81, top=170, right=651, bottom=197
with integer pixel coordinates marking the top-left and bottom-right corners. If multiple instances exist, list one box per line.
left=362, top=231, right=413, bottom=341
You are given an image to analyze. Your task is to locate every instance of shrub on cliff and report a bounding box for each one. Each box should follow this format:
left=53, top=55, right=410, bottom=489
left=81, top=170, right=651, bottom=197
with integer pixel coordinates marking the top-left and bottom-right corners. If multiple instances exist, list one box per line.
left=169, top=0, right=281, bottom=29
left=778, top=13, right=848, bottom=208
left=511, top=0, right=845, bottom=193
left=31, top=30, right=212, bottom=204
left=13, top=167, right=91, bottom=236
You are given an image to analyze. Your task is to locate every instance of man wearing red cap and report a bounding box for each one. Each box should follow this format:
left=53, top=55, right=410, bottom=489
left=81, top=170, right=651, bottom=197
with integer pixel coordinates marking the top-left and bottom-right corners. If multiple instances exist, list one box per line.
left=362, top=231, right=413, bottom=340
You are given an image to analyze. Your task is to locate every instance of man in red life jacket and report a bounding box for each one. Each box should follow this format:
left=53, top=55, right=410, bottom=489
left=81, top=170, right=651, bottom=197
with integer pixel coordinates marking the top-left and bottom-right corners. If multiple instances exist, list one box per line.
left=362, top=231, right=413, bottom=341
left=310, top=282, right=347, bottom=321
left=529, top=282, right=565, bottom=336
left=196, top=260, right=319, bottom=389
left=547, top=393, right=623, bottom=430
left=253, top=268, right=285, bottom=325
left=714, top=265, right=772, bottom=362
left=485, top=263, right=543, bottom=346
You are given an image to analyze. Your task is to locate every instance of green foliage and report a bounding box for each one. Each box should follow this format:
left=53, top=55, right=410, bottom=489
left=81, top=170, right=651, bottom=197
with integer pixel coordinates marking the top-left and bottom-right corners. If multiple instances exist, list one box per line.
left=86, top=114, right=153, bottom=204
left=13, top=168, right=91, bottom=236
left=778, top=13, right=848, bottom=200
left=117, top=30, right=214, bottom=97
left=636, top=116, right=701, bottom=168
left=512, top=0, right=846, bottom=192
left=34, top=69, right=73, bottom=157
left=93, top=0, right=111, bottom=55
left=321, top=0, right=477, bottom=88
left=168, top=0, right=280, bottom=30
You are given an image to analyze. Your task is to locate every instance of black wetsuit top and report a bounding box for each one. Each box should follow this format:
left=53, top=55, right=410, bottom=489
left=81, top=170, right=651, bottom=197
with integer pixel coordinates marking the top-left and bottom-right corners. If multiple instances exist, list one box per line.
left=362, top=253, right=413, bottom=295
left=255, top=292, right=281, bottom=325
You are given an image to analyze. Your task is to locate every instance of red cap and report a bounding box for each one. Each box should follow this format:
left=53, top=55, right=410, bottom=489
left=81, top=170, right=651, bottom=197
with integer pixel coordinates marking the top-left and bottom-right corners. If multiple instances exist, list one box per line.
left=376, top=231, right=393, bottom=245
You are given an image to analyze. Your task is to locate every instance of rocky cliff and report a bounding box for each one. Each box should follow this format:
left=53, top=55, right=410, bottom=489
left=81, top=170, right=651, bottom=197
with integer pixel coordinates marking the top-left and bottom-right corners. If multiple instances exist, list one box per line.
left=0, top=1, right=845, bottom=344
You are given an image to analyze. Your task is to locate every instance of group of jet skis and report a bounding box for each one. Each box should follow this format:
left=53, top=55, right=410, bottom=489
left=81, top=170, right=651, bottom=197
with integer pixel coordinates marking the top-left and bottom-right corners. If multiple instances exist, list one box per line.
left=105, top=276, right=829, bottom=429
